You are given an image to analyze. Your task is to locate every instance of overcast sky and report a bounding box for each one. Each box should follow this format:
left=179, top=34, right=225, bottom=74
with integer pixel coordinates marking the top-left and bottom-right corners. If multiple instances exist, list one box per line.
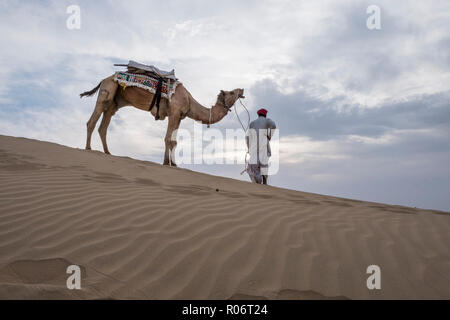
left=0, top=0, right=449, bottom=211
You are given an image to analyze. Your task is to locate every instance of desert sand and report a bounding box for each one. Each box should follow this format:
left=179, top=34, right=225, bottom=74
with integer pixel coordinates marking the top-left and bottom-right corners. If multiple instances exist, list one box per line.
left=0, top=134, right=449, bottom=299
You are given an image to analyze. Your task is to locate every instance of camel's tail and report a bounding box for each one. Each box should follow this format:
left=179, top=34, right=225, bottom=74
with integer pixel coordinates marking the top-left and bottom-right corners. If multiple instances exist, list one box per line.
left=80, top=81, right=102, bottom=98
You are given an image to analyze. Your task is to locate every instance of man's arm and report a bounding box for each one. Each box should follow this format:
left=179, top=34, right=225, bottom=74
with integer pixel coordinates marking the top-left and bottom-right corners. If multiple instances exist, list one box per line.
left=267, top=119, right=277, bottom=140
left=267, top=118, right=276, bottom=129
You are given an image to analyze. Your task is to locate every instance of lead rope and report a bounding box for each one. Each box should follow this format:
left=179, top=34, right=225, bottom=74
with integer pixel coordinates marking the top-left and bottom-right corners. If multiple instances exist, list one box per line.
left=235, top=98, right=250, bottom=132
left=235, top=98, right=251, bottom=175
left=205, top=98, right=250, bottom=175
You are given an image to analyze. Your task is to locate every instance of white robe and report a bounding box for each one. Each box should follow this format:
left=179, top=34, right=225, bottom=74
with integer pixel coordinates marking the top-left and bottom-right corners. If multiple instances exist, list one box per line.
left=246, top=116, right=277, bottom=178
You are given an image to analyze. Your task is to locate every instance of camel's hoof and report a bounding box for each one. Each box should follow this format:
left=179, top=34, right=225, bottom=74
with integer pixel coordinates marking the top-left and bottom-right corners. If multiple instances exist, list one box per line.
left=104, top=151, right=111, bottom=155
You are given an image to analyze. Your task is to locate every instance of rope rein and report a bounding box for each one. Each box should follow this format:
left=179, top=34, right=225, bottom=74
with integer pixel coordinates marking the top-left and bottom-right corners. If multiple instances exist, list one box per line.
left=235, top=98, right=251, bottom=175
left=235, top=98, right=250, bottom=132
left=205, top=97, right=251, bottom=175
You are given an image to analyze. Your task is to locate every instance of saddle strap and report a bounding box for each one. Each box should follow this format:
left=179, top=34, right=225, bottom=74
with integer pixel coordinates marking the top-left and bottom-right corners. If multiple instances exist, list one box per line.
left=149, top=77, right=164, bottom=120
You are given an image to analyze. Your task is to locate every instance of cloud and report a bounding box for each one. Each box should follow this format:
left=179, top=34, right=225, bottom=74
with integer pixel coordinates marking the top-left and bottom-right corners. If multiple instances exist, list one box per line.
left=251, top=79, right=450, bottom=139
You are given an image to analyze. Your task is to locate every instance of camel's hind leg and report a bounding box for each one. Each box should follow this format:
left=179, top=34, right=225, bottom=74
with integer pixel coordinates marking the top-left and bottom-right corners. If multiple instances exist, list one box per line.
left=98, top=106, right=116, bottom=155
left=85, top=101, right=103, bottom=150
left=85, top=77, right=118, bottom=151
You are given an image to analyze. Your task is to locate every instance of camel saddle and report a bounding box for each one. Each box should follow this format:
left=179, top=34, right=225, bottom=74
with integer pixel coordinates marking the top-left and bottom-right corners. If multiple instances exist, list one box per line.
left=114, top=60, right=177, bottom=80
left=114, top=60, right=178, bottom=120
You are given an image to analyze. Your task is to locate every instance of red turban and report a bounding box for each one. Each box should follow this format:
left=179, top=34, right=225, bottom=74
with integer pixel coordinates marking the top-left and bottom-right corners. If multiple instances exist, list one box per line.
left=257, top=108, right=268, bottom=116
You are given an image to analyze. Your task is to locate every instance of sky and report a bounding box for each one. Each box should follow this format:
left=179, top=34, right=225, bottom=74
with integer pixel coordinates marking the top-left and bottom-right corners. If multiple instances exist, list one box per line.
left=0, top=0, right=449, bottom=211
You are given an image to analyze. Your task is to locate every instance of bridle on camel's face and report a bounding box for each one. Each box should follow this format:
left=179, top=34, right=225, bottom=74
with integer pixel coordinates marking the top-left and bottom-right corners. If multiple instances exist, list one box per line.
left=207, top=89, right=246, bottom=128
left=208, top=89, right=246, bottom=128
left=220, top=90, right=245, bottom=113
left=221, top=93, right=232, bottom=113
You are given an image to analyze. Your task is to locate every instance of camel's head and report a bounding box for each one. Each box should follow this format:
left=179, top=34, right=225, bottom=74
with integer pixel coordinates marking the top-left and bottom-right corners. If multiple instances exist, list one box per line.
left=219, top=88, right=245, bottom=110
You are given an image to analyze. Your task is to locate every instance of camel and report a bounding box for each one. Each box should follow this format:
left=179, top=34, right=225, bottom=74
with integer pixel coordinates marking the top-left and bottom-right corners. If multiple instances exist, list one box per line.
left=80, top=74, right=244, bottom=166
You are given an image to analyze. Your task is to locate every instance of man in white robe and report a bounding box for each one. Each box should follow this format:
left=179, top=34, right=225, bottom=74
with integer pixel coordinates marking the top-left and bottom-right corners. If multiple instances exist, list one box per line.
left=245, top=108, right=277, bottom=185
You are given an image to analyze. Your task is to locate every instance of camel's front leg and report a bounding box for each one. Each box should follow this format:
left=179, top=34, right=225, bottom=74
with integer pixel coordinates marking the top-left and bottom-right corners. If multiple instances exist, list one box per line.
left=98, top=107, right=115, bottom=155
left=164, top=114, right=181, bottom=166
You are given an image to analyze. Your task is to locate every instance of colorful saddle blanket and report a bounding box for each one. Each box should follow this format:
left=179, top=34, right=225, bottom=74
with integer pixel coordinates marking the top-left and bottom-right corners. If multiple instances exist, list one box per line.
left=114, top=72, right=179, bottom=99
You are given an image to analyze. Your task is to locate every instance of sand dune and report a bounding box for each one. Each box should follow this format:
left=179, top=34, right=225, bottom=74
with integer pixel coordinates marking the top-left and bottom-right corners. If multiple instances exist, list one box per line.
left=0, top=134, right=449, bottom=299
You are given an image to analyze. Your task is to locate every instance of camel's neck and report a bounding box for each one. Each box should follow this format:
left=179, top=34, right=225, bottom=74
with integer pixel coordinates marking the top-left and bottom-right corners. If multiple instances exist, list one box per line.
left=186, top=94, right=228, bottom=125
